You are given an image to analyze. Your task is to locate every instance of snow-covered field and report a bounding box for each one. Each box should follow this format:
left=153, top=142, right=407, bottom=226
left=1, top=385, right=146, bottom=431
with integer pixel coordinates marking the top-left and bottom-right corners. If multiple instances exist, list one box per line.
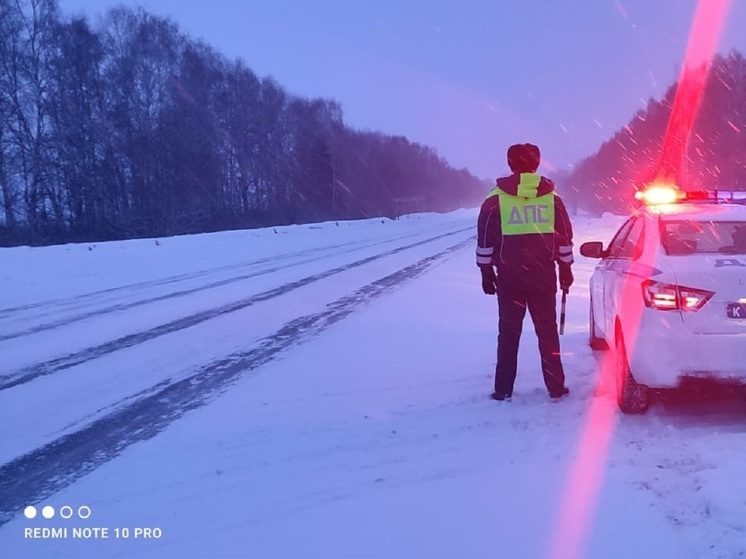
left=1, top=209, right=746, bottom=559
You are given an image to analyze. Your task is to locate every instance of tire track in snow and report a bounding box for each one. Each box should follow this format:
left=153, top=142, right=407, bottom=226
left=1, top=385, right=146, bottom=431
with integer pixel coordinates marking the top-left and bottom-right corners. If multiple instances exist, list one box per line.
left=0, top=226, right=471, bottom=390
left=0, top=228, right=439, bottom=336
left=0, top=237, right=375, bottom=318
left=0, top=236, right=473, bottom=524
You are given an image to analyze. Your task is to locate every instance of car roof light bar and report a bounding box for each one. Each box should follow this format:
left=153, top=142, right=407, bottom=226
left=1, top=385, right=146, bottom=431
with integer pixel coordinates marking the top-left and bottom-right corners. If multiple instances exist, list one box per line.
left=714, top=190, right=746, bottom=203
left=635, top=184, right=746, bottom=206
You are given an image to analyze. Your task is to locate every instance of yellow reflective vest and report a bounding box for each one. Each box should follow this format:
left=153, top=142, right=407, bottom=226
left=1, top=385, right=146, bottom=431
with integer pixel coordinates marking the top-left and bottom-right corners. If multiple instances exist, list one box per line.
left=485, top=174, right=555, bottom=236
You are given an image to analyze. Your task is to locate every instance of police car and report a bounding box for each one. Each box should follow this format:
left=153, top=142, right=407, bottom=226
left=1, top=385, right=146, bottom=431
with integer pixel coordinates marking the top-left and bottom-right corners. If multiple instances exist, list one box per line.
left=580, top=184, right=746, bottom=413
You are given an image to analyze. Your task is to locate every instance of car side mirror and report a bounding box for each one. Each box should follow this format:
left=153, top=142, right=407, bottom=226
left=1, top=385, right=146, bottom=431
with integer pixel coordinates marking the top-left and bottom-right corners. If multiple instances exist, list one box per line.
left=580, top=241, right=606, bottom=258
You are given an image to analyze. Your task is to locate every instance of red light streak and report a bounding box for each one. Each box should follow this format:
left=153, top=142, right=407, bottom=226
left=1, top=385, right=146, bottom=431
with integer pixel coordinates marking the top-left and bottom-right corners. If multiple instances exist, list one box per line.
left=547, top=3, right=732, bottom=558
left=657, top=1, right=732, bottom=184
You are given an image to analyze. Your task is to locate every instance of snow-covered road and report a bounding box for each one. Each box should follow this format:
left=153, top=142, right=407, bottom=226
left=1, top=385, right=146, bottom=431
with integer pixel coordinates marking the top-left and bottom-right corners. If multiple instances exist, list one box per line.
left=1, top=210, right=745, bottom=559
left=0, top=215, right=472, bottom=490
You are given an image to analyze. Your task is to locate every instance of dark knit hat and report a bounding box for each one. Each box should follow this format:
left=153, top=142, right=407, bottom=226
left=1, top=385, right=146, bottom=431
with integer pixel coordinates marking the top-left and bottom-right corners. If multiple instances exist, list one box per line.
left=507, top=143, right=541, bottom=173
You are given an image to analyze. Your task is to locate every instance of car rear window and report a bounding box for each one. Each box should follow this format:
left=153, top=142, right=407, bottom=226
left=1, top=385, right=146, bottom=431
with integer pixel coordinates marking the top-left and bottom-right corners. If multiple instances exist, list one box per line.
left=661, top=220, right=746, bottom=255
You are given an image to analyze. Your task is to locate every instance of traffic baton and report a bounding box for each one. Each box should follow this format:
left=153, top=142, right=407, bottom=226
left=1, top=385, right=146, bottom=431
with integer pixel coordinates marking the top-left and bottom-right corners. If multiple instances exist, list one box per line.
left=559, top=288, right=568, bottom=335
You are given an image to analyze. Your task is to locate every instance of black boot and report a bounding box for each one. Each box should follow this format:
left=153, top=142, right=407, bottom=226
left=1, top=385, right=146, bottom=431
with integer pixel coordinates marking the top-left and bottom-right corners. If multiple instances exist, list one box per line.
left=549, top=387, right=569, bottom=400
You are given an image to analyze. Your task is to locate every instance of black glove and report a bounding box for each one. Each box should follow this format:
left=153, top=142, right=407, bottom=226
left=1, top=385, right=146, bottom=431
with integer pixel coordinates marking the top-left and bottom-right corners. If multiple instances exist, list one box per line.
left=558, top=263, right=574, bottom=292
left=480, top=266, right=497, bottom=295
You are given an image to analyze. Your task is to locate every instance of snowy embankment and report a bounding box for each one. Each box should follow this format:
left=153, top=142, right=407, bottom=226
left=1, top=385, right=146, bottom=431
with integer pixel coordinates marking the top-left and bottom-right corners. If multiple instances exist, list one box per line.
left=1, top=210, right=745, bottom=559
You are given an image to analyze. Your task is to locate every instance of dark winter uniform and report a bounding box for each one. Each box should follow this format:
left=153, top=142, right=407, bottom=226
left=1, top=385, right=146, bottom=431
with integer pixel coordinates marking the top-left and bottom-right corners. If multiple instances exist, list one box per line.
left=476, top=171, right=574, bottom=399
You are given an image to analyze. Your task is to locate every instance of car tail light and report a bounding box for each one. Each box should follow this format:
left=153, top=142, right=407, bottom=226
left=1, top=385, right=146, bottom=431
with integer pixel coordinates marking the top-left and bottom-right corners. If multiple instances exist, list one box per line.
left=641, top=280, right=714, bottom=311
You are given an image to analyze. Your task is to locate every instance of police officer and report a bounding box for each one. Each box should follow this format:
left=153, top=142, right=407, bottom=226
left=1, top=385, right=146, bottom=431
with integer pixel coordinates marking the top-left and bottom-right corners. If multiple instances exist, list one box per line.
left=476, top=143, right=574, bottom=401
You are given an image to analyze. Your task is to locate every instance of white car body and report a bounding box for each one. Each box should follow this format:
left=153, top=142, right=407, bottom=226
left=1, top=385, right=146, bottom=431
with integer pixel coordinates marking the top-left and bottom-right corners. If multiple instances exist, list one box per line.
left=584, top=201, right=746, bottom=394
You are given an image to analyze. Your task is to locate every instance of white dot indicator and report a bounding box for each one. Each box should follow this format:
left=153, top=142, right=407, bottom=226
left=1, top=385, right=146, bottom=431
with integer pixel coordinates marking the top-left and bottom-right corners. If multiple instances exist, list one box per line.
left=42, top=506, right=55, bottom=519
left=78, top=506, right=92, bottom=519
left=60, top=506, right=74, bottom=519
left=23, top=506, right=37, bottom=519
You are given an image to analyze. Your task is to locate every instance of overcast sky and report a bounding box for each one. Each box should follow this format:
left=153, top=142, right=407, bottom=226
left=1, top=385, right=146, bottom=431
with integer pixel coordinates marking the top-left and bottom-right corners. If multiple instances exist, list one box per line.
left=58, top=0, right=746, bottom=179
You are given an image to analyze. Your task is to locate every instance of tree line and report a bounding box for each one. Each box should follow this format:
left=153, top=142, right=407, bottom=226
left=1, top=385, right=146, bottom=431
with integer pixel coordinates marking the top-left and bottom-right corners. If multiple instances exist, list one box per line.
left=561, top=51, right=746, bottom=215
left=0, top=0, right=484, bottom=246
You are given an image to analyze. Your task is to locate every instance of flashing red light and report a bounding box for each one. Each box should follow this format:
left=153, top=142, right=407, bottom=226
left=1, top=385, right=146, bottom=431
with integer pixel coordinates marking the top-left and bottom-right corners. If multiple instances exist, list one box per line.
left=634, top=184, right=683, bottom=205
left=683, top=190, right=710, bottom=201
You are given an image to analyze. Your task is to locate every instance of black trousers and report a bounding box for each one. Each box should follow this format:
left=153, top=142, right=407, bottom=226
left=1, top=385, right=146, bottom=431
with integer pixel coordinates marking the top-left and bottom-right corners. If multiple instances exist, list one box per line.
left=494, top=275, right=566, bottom=397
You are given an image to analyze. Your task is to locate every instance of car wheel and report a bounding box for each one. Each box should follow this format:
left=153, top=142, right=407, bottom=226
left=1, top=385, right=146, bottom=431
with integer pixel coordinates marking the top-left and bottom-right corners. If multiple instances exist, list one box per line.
left=589, top=300, right=608, bottom=350
left=615, top=330, right=649, bottom=414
